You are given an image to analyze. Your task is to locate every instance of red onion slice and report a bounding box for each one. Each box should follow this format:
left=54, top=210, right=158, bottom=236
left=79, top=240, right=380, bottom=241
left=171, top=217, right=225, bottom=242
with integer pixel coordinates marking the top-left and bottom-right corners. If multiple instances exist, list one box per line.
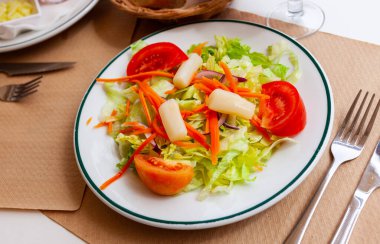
left=196, top=70, right=247, bottom=82
left=218, top=114, right=227, bottom=127
left=223, top=122, right=240, bottom=130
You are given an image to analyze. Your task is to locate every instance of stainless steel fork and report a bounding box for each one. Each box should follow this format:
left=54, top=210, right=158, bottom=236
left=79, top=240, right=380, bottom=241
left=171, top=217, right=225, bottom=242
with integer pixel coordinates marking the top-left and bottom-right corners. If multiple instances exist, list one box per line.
left=285, top=90, right=380, bottom=244
left=0, top=76, right=42, bottom=102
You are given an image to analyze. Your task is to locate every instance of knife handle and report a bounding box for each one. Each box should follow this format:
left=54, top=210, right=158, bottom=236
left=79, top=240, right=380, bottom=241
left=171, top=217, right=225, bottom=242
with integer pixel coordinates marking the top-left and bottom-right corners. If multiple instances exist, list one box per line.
left=331, top=189, right=372, bottom=244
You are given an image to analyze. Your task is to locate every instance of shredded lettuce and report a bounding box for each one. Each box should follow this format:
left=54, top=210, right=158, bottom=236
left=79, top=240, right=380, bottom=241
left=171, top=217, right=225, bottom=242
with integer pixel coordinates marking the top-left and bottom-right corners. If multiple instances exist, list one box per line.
left=130, top=40, right=147, bottom=56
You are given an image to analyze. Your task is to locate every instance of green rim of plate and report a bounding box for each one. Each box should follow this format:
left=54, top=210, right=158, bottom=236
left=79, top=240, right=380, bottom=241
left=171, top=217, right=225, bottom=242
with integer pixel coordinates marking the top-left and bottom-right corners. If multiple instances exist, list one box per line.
left=74, top=19, right=332, bottom=226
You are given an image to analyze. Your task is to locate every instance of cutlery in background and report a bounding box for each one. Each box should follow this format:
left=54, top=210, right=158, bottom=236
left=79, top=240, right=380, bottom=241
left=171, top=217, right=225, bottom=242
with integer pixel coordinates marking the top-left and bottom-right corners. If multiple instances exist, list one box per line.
left=332, top=139, right=380, bottom=244
left=0, top=62, right=75, bottom=76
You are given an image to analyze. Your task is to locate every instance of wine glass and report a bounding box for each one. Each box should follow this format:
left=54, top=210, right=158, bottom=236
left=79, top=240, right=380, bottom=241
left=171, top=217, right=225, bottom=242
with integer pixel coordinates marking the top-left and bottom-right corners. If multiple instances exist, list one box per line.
left=266, top=0, right=325, bottom=39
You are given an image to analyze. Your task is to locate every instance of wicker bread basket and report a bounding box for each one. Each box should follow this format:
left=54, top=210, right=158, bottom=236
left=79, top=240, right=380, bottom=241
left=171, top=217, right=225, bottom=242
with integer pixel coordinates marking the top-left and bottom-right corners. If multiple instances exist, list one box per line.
left=110, top=0, right=233, bottom=21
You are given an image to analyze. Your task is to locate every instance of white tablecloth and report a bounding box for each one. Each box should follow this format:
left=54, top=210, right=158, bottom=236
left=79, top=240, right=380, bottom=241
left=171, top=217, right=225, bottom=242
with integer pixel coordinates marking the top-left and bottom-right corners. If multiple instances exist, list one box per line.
left=1, top=0, right=379, bottom=243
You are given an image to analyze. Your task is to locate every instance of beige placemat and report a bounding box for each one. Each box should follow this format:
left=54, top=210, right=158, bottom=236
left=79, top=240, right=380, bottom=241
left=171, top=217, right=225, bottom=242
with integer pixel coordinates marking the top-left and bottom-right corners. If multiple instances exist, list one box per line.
left=0, top=1, right=136, bottom=210
left=43, top=8, right=380, bottom=243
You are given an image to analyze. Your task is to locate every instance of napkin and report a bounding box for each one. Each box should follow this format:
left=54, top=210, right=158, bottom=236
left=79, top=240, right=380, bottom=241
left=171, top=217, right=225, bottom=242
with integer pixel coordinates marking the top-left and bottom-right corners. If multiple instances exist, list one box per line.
left=0, top=1, right=136, bottom=210
left=0, top=0, right=83, bottom=40
left=44, top=7, right=380, bottom=243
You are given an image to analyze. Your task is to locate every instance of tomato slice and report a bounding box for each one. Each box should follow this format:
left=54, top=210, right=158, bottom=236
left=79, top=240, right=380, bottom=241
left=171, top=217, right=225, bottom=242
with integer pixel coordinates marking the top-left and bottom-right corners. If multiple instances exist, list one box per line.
left=127, top=42, right=188, bottom=76
left=260, top=81, right=306, bottom=136
left=134, top=154, right=194, bottom=196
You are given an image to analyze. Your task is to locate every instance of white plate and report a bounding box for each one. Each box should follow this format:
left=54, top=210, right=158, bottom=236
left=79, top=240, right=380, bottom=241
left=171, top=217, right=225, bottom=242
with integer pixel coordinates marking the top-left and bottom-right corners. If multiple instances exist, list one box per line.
left=74, top=20, right=334, bottom=230
left=0, top=0, right=98, bottom=53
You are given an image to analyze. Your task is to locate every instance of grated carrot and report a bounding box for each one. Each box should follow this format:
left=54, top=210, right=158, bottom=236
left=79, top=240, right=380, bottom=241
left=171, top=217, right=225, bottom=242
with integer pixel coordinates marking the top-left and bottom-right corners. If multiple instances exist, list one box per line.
left=111, top=109, right=117, bottom=116
left=185, top=122, right=210, bottom=150
left=86, top=117, right=92, bottom=126
left=165, top=87, right=178, bottom=94
left=138, top=89, right=152, bottom=126
left=192, top=42, right=208, bottom=56
left=237, top=87, right=251, bottom=92
left=208, top=111, right=219, bottom=165
left=194, top=83, right=213, bottom=94
left=107, top=122, right=113, bottom=134
left=130, top=128, right=152, bottom=135
left=94, top=122, right=107, bottom=128
left=152, top=117, right=169, bottom=140
left=238, top=92, right=270, bottom=99
left=125, top=100, right=130, bottom=117
left=219, top=61, right=237, bottom=93
left=173, top=141, right=201, bottom=148
left=96, top=71, right=174, bottom=83
left=100, top=133, right=157, bottom=190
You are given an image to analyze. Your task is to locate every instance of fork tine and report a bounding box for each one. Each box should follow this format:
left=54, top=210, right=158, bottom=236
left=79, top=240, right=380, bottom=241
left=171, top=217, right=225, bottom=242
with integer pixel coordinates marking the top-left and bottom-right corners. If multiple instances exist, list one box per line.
left=21, top=78, right=42, bottom=90
left=350, top=94, right=374, bottom=144
left=21, top=75, right=43, bottom=87
left=17, top=83, right=40, bottom=94
left=343, top=91, right=368, bottom=142
left=357, top=98, right=380, bottom=147
left=336, top=90, right=362, bottom=139
left=13, top=89, right=38, bottom=101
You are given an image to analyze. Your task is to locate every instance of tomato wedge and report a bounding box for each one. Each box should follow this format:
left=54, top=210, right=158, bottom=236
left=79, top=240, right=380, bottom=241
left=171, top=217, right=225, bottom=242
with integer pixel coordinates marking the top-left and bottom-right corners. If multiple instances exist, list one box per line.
left=127, top=42, right=188, bottom=76
left=260, top=81, right=306, bottom=137
left=134, top=154, right=194, bottom=196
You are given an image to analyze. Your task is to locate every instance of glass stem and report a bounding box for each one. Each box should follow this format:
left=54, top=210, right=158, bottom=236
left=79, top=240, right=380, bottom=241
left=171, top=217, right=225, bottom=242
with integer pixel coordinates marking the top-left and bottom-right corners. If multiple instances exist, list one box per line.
left=288, top=0, right=303, bottom=15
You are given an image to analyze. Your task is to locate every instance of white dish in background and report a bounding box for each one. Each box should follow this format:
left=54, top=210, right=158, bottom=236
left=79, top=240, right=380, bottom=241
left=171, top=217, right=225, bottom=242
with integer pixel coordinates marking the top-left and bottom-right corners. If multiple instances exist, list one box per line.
left=74, top=20, right=334, bottom=230
left=0, top=0, right=42, bottom=40
left=0, top=0, right=42, bottom=24
left=0, top=0, right=98, bottom=53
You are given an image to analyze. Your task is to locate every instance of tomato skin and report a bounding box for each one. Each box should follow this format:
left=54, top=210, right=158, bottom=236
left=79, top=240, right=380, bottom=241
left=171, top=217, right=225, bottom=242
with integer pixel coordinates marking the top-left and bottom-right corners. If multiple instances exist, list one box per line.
left=134, top=154, right=194, bottom=196
left=260, top=81, right=306, bottom=137
left=127, top=42, right=188, bottom=76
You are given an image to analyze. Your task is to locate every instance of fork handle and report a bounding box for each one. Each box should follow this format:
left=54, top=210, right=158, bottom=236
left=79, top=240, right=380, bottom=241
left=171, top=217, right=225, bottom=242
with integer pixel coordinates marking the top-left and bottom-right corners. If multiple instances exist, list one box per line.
left=331, top=189, right=371, bottom=244
left=284, top=162, right=340, bottom=244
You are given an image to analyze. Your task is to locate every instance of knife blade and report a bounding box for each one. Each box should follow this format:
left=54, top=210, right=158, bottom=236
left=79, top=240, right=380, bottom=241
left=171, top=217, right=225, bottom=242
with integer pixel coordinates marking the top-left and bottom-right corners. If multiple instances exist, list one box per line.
left=0, top=62, right=75, bottom=76
left=332, top=139, right=380, bottom=244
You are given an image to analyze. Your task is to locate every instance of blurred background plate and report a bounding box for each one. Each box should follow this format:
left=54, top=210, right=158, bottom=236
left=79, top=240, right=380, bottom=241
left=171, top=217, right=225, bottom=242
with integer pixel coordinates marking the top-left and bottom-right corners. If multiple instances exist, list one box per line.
left=0, top=0, right=98, bottom=53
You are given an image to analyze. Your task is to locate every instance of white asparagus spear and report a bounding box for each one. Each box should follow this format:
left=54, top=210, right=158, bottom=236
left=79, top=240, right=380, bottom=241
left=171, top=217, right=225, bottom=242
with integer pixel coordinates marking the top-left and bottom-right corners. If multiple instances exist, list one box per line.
left=173, top=53, right=203, bottom=89
left=158, top=99, right=188, bottom=141
left=207, top=89, right=255, bottom=120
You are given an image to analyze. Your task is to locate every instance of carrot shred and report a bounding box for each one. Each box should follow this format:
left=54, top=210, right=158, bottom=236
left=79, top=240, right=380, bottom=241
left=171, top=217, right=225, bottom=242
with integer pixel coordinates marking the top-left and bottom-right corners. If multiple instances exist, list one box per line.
left=110, top=109, right=117, bottom=116
left=238, top=92, right=270, bottom=99
left=181, top=104, right=208, bottom=119
left=94, top=122, right=107, bottom=128
left=204, top=113, right=210, bottom=134
left=137, top=81, right=165, bottom=110
left=96, top=71, right=174, bottom=83
left=192, top=42, right=208, bottom=56
left=138, top=89, right=152, bottom=126
left=130, top=128, right=152, bottom=135
left=86, top=117, right=92, bottom=126
left=122, top=121, right=140, bottom=126
left=107, top=122, right=113, bottom=134
left=125, top=100, right=130, bottom=117
left=165, top=87, right=178, bottom=94
left=219, top=61, right=237, bottom=92
left=250, top=117, right=271, bottom=142
left=208, top=111, right=219, bottom=165
left=237, top=87, right=251, bottom=92
left=185, top=122, right=210, bottom=150
left=173, top=141, right=201, bottom=148
left=194, top=83, right=213, bottom=94
left=152, top=117, right=170, bottom=140
left=100, top=133, right=157, bottom=190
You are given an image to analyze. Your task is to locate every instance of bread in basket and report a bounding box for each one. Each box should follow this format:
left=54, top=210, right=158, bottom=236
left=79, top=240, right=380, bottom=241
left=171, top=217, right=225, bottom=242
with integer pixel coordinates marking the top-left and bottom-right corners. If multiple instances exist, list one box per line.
left=110, top=0, right=233, bottom=21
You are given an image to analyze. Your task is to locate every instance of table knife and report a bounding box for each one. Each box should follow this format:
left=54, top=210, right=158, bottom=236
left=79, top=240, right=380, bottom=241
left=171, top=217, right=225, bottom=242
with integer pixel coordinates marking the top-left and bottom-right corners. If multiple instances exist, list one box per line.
left=332, top=139, right=380, bottom=244
left=0, top=62, right=75, bottom=76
